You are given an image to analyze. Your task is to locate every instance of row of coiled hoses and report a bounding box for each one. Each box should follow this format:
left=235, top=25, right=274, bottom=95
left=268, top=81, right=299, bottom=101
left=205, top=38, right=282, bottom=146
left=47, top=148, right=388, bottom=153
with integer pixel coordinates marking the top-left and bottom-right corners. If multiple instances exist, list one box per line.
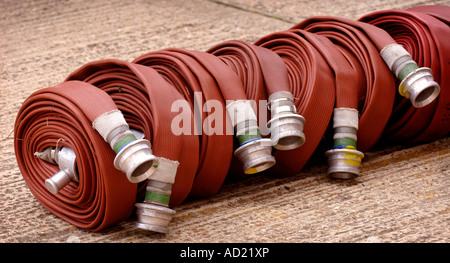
left=14, top=5, right=449, bottom=233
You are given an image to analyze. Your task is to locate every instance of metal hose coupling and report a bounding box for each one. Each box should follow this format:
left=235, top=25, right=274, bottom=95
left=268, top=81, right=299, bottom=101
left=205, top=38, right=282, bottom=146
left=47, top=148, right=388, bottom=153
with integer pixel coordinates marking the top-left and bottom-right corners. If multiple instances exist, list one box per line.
left=134, top=158, right=179, bottom=234
left=325, top=108, right=364, bottom=179
left=92, top=110, right=159, bottom=183
left=227, top=100, right=276, bottom=174
left=35, top=146, right=79, bottom=194
left=267, top=91, right=306, bottom=150
left=234, top=137, right=275, bottom=175
left=380, top=43, right=440, bottom=108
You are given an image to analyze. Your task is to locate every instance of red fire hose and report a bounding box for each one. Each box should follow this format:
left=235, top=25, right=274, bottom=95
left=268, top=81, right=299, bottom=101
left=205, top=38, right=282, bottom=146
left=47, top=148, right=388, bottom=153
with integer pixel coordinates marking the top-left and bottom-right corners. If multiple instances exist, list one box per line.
left=133, top=48, right=239, bottom=198
left=65, top=59, right=200, bottom=208
left=207, top=39, right=306, bottom=178
left=291, top=16, right=399, bottom=152
left=359, top=5, right=450, bottom=144
left=253, top=30, right=337, bottom=176
left=13, top=5, right=448, bottom=232
left=14, top=81, right=138, bottom=231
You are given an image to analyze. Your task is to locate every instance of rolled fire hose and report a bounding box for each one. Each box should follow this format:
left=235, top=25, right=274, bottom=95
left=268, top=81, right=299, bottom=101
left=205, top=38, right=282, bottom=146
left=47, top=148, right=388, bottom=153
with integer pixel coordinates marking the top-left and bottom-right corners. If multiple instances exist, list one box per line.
left=293, top=17, right=397, bottom=152
left=290, top=15, right=440, bottom=177
left=359, top=5, right=450, bottom=144
left=258, top=29, right=366, bottom=179
left=65, top=59, right=201, bottom=233
left=207, top=39, right=306, bottom=178
left=254, top=30, right=337, bottom=176
left=14, top=5, right=445, bottom=233
left=133, top=49, right=234, bottom=198
left=284, top=18, right=397, bottom=178
left=134, top=48, right=276, bottom=197
left=14, top=81, right=142, bottom=231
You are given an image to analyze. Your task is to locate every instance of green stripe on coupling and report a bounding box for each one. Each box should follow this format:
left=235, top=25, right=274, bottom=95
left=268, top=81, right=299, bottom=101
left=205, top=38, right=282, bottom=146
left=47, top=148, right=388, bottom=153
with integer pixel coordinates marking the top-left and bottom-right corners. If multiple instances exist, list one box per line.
left=333, top=137, right=357, bottom=149
left=113, top=133, right=137, bottom=153
left=237, top=129, right=262, bottom=145
left=145, top=191, right=170, bottom=205
left=398, top=63, right=419, bottom=82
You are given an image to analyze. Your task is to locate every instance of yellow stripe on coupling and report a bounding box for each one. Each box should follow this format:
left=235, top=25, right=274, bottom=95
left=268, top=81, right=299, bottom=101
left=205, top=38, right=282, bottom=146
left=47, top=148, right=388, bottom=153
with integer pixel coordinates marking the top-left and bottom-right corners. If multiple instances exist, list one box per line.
left=245, top=167, right=259, bottom=174
left=343, top=152, right=363, bottom=167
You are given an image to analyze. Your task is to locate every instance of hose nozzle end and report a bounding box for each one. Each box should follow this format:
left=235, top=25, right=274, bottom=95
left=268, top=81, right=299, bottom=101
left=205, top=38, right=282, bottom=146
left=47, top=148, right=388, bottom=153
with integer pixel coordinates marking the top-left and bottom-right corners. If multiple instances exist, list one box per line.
left=325, top=148, right=364, bottom=179
left=399, top=67, right=440, bottom=108
left=45, top=168, right=75, bottom=194
left=234, top=138, right=275, bottom=174
left=39, top=146, right=78, bottom=194
left=114, top=139, right=159, bottom=183
left=134, top=203, right=176, bottom=234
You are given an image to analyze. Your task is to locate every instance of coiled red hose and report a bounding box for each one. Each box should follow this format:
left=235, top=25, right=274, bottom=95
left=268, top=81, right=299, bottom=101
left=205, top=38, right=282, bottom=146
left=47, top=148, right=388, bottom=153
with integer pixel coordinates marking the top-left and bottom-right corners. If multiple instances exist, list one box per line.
left=291, top=16, right=398, bottom=152
left=206, top=39, right=295, bottom=177
left=14, top=81, right=137, bottom=231
left=253, top=30, right=337, bottom=175
left=14, top=5, right=448, bottom=231
left=133, top=48, right=246, bottom=198
left=65, top=59, right=200, bottom=208
left=359, top=5, right=450, bottom=143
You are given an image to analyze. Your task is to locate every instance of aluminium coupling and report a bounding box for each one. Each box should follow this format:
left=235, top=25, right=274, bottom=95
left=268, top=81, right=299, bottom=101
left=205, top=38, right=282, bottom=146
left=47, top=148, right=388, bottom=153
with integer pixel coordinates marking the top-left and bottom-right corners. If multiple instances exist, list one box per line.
left=113, top=128, right=158, bottom=184
left=134, top=183, right=175, bottom=234
left=398, top=67, right=440, bottom=108
left=380, top=43, right=440, bottom=108
left=134, top=202, right=176, bottom=234
left=134, top=157, right=179, bottom=234
left=35, top=146, right=79, bottom=194
left=325, top=148, right=364, bottom=179
left=113, top=137, right=159, bottom=184
left=326, top=108, right=364, bottom=179
left=267, top=91, right=306, bottom=150
left=234, top=138, right=276, bottom=174
left=227, top=100, right=276, bottom=174
left=135, top=180, right=176, bottom=234
left=93, top=109, right=159, bottom=183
